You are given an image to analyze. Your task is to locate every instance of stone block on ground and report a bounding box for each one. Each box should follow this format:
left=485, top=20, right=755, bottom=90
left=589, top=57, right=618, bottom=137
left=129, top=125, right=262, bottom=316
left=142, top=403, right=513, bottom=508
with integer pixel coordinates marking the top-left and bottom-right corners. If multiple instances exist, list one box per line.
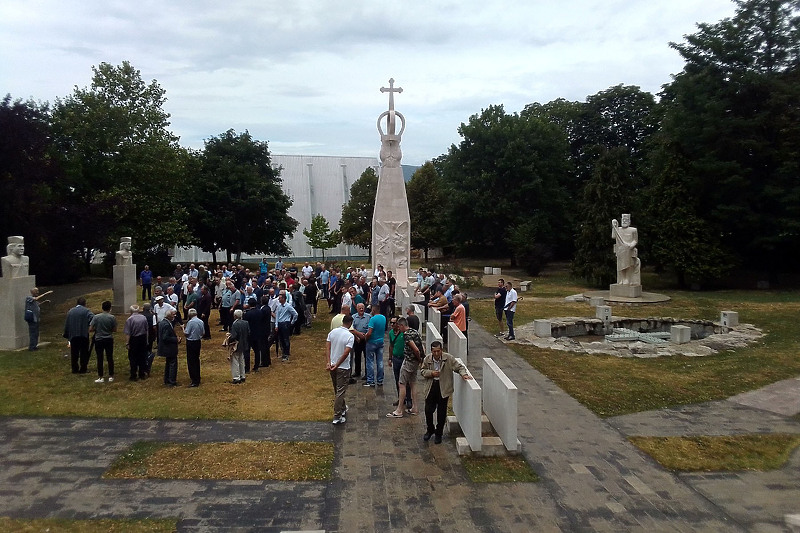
left=447, top=322, right=468, bottom=363
left=671, top=325, right=691, bottom=344
left=609, top=283, right=642, bottom=298
left=112, top=263, right=137, bottom=315
left=484, top=267, right=492, bottom=275
left=720, top=311, right=739, bottom=327
left=452, top=358, right=482, bottom=452
left=589, top=296, right=605, bottom=307
left=482, top=358, right=519, bottom=452
left=0, top=275, right=36, bottom=351
left=596, top=305, right=612, bottom=322
left=534, top=319, right=551, bottom=338
left=425, top=321, right=443, bottom=356
left=519, top=281, right=531, bottom=292
left=492, top=267, right=501, bottom=275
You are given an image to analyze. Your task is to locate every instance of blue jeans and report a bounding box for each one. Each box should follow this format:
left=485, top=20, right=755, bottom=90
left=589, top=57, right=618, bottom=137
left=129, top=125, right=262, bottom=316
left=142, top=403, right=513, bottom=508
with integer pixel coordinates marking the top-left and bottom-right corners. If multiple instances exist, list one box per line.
left=365, top=342, right=384, bottom=385
left=505, top=310, right=515, bottom=338
left=28, top=321, right=39, bottom=350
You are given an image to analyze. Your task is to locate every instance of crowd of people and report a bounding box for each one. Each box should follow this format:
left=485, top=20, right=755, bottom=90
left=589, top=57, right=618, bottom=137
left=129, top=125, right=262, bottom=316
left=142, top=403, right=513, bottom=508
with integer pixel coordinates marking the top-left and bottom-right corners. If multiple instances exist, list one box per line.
left=59, top=258, right=512, bottom=445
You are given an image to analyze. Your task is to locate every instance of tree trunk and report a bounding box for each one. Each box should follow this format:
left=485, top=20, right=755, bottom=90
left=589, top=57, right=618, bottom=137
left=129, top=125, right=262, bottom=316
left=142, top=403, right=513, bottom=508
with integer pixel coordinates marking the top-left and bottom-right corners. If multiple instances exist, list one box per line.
left=424, top=247, right=429, bottom=263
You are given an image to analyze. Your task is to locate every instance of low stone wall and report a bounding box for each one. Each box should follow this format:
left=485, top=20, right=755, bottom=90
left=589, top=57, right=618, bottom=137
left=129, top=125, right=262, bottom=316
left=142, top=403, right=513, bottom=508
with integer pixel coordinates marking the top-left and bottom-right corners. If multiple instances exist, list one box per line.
left=549, top=317, right=722, bottom=340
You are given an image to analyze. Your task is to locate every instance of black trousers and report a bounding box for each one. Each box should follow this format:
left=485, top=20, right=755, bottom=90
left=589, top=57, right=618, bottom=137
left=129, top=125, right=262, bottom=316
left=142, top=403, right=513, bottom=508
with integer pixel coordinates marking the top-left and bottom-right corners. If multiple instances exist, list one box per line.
left=163, top=355, right=178, bottom=385
left=142, top=283, right=152, bottom=301
left=186, top=339, right=201, bottom=385
left=220, top=307, right=231, bottom=331
left=250, top=337, right=263, bottom=369
left=425, top=381, right=449, bottom=437
left=352, top=338, right=365, bottom=375
left=128, top=335, right=148, bottom=379
left=95, top=337, right=114, bottom=377
left=260, top=334, right=272, bottom=366
left=201, top=314, right=210, bottom=339
left=70, top=336, right=90, bottom=373
left=277, top=322, right=291, bottom=358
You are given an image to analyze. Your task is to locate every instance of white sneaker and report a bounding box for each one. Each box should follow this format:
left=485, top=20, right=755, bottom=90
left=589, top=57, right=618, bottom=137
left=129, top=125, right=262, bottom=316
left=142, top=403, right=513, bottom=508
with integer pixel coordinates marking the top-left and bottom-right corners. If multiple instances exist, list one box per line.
left=108, top=376, right=114, bottom=383
left=94, top=377, right=105, bottom=383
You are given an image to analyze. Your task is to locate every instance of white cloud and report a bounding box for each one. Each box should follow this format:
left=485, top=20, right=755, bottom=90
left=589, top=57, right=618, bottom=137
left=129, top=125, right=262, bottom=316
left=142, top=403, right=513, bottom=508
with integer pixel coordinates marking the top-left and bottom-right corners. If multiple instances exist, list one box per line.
left=1, top=0, right=737, bottom=164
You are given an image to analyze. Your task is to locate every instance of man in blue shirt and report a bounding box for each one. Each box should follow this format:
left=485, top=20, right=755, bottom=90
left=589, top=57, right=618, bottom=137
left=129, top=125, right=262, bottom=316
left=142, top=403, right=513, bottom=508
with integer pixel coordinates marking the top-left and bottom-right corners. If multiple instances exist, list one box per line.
left=183, top=308, right=204, bottom=387
left=273, top=292, right=298, bottom=362
left=364, top=304, right=387, bottom=387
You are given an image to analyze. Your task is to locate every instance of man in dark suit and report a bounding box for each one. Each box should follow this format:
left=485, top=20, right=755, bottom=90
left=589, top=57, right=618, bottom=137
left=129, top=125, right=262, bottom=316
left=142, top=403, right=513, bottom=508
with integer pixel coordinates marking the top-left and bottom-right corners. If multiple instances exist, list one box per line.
left=158, top=308, right=180, bottom=387
left=244, top=298, right=263, bottom=372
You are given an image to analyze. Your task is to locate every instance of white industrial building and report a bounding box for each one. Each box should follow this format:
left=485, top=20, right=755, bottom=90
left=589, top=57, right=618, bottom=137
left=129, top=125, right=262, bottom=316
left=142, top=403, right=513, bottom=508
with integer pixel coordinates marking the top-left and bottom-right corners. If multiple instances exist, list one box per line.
left=171, top=154, right=378, bottom=263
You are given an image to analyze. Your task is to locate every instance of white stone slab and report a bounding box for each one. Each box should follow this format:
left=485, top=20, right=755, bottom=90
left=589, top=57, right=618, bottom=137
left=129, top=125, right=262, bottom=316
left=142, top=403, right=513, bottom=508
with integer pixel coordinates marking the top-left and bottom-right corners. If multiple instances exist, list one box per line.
left=589, top=296, right=605, bottom=307
left=399, top=288, right=410, bottom=315
left=447, top=322, right=468, bottom=364
left=596, top=305, right=612, bottom=322
left=721, top=311, right=739, bottom=327
left=492, top=267, right=502, bottom=275
left=429, top=306, right=442, bottom=332
left=671, top=325, right=691, bottom=344
left=112, top=263, right=137, bottom=315
left=425, top=321, right=443, bottom=356
left=519, top=281, right=531, bottom=292
left=0, top=275, right=36, bottom=350
left=452, top=358, right=481, bottom=452
left=534, top=319, right=552, bottom=338
left=484, top=266, right=492, bottom=275
left=482, top=358, right=520, bottom=452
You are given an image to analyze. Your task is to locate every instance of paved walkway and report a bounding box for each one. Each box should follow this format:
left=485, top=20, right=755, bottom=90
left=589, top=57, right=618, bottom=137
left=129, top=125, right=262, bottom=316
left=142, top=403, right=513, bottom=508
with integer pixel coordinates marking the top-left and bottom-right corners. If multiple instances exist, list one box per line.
left=1, top=321, right=799, bottom=531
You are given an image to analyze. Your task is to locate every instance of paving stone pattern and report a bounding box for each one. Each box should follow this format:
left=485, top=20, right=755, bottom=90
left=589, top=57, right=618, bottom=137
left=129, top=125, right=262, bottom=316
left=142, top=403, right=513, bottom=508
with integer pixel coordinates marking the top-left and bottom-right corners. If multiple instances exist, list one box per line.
left=1, top=321, right=798, bottom=531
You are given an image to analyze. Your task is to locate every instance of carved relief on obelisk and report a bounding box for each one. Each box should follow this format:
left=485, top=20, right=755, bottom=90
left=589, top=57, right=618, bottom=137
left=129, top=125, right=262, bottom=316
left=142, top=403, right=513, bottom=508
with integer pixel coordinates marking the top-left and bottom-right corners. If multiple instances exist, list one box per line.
left=372, top=78, right=411, bottom=286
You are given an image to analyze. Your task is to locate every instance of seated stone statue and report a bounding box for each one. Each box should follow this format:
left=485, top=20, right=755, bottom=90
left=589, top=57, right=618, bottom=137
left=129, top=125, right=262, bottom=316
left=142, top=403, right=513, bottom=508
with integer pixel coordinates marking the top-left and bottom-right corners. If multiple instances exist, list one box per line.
left=1, top=236, right=30, bottom=278
left=611, top=214, right=639, bottom=286
left=116, top=237, right=133, bottom=266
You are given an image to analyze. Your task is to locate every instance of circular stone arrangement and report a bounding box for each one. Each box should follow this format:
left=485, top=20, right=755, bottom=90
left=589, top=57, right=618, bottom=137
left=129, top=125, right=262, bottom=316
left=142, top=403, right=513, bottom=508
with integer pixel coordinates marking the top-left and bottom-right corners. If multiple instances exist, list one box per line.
left=508, top=317, right=764, bottom=358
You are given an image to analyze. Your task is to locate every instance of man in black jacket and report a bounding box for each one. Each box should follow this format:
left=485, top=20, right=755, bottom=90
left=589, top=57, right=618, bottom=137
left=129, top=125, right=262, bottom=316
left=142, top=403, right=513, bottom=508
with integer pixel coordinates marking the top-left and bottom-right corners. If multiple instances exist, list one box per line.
left=158, top=308, right=181, bottom=387
left=244, top=298, right=263, bottom=372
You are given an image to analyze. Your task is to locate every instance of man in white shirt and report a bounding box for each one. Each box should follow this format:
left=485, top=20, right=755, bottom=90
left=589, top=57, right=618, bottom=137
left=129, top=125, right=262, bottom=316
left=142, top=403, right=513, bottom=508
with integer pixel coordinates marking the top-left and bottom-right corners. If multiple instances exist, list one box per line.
left=504, top=282, right=518, bottom=341
left=153, top=296, right=176, bottom=323
left=326, top=314, right=354, bottom=425
left=302, top=262, right=314, bottom=279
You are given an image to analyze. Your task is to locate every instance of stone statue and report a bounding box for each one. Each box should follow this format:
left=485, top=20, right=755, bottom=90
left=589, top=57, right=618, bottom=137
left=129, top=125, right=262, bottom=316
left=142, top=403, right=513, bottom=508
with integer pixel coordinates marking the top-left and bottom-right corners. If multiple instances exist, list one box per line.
left=372, top=78, right=411, bottom=286
left=116, top=237, right=133, bottom=266
left=612, top=214, right=639, bottom=286
left=1, top=236, right=30, bottom=278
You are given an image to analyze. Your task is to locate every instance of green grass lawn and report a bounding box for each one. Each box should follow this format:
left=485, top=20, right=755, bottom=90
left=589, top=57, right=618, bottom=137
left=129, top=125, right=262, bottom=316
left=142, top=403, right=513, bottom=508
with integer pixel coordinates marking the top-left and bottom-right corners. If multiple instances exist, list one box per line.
left=0, top=289, right=333, bottom=420
left=470, top=278, right=800, bottom=417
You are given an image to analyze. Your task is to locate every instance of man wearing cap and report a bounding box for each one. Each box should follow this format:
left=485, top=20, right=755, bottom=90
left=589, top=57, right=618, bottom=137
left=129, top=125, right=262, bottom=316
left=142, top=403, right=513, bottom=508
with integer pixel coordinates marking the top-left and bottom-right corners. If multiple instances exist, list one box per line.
left=124, top=305, right=149, bottom=381
left=153, top=295, right=175, bottom=323
left=183, top=308, right=204, bottom=387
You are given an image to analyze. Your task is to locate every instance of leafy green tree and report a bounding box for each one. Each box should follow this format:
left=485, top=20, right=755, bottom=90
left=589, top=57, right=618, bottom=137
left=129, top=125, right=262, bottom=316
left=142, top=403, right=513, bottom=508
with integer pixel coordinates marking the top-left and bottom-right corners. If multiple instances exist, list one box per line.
left=340, top=167, right=378, bottom=256
left=644, top=140, right=734, bottom=287
left=406, top=162, right=447, bottom=262
left=50, top=61, right=191, bottom=269
left=571, top=146, right=635, bottom=287
left=438, top=105, right=571, bottom=262
left=190, top=129, right=297, bottom=263
left=660, top=0, right=800, bottom=281
left=0, top=96, right=82, bottom=283
left=303, top=214, right=340, bottom=260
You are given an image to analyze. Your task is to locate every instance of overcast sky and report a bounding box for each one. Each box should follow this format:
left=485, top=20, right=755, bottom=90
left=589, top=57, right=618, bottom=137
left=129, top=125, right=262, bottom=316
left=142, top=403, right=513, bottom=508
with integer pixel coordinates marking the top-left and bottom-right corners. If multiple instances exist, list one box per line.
left=2, top=1, right=737, bottom=165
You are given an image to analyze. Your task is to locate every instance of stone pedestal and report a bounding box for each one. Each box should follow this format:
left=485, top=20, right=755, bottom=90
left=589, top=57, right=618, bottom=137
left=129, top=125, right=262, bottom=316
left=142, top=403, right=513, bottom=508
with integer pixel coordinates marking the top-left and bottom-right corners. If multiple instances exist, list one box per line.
left=113, top=263, right=137, bottom=315
left=483, top=267, right=492, bottom=275
left=609, top=283, right=642, bottom=298
left=589, top=296, right=605, bottom=307
left=534, top=319, right=552, bottom=338
left=492, top=267, right=502, bottom=276
left=0, top=275, right=36, bottom=350
left=720, top=311, right=739, bottom=327
left=671, top=325, right=691, bottom=344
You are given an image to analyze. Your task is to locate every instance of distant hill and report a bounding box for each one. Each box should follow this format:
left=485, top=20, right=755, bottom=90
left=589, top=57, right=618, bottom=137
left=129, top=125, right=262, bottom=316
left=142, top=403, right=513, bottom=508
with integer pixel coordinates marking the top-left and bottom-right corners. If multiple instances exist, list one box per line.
left=402, top=165, right=419, bottom=182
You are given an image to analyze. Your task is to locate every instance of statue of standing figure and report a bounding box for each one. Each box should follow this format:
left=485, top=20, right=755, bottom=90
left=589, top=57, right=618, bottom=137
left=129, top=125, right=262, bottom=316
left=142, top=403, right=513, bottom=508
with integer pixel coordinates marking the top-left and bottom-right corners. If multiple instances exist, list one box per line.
left=116, top=237, right=133, bottom=266
left=1, top=236, right=30, bottom=278
left=612, top=214, right=640, bottom=286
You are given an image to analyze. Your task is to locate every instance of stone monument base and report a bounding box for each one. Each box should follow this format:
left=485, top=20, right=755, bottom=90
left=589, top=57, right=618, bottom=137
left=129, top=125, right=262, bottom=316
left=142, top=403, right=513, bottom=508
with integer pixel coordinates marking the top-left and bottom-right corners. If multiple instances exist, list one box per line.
left=113, top=263, right=137, bottom=315
left=610, top=283, right=642, bottom=298
left=0, top=275, right=36, bottom=350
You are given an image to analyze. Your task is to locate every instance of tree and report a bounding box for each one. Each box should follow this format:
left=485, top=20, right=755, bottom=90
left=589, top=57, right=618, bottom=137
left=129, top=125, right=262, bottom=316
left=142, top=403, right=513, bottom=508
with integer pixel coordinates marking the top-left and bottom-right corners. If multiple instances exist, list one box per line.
left=340, top=167, right=378, bottom=256
left=571, top=146, right=635, bottom=287
left=406, top=162, right=447, bottom=262
left=659, top=0, right=800, bottom=281
left=303, top=214, right=341, bottom=260
left=438, top=105, right=571, bottom=263
left=0, top=96, right=82, bottom=283
left=190, top=129, right=297, bottom=262
left=50, top=61, right=191, bottom=270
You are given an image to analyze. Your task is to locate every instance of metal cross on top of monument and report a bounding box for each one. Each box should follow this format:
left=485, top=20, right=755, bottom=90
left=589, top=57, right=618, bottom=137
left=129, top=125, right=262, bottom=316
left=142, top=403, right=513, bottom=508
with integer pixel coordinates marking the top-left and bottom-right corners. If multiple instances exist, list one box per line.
left=372, top=78, right=411, bottom=287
